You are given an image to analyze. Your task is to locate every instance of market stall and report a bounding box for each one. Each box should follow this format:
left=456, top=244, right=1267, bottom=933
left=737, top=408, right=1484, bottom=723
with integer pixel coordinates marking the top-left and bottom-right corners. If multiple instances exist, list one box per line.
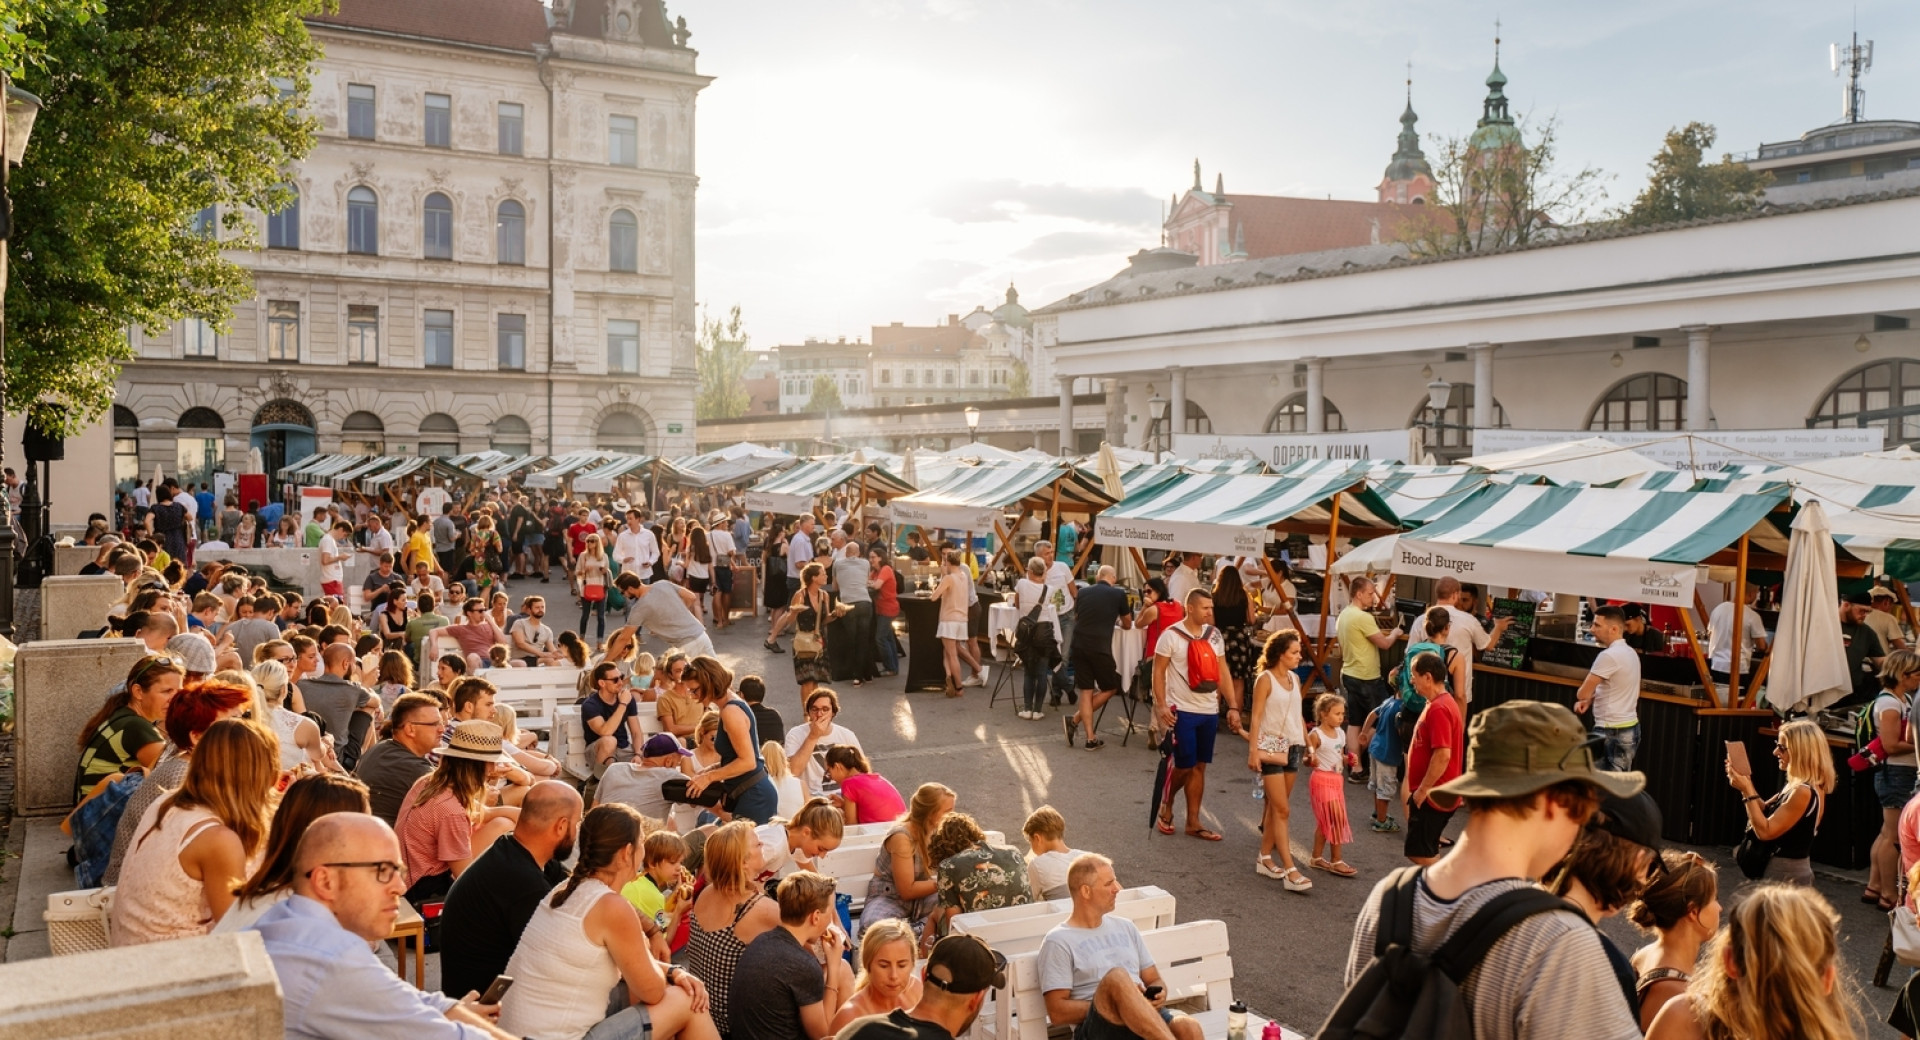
left=571, top=454, right=659, bottom=496
left=1388, top=479, right=1885, bottom=857
left=523, top=451, right=621, bottom=491
left=744, top=459, right=915, bottom=517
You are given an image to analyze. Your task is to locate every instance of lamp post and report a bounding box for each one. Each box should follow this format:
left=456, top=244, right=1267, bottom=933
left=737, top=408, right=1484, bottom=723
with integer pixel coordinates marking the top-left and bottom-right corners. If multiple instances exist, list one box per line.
left=1414, top=377, right=1453, bottom=465
left=0, top=78, right=44, bottom=640
left=963, top=405, right=979, bottom=446
left=1146, top=392, right=1169, bottom=458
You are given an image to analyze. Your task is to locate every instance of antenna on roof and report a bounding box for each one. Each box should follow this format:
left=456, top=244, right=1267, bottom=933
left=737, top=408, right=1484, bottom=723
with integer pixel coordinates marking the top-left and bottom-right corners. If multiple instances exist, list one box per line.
left=1832, top=27, right=1873, bottom=123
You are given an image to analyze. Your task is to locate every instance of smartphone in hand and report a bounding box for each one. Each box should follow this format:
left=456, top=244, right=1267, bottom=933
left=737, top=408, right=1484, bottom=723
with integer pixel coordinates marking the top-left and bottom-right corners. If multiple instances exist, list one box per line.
left=480, top=975, right=515, bottom=1005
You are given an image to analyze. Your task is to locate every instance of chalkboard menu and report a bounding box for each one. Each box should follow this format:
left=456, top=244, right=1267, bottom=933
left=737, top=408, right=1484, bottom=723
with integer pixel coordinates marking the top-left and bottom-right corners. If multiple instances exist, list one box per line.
left=1481, top=597, right=1537, bottom=669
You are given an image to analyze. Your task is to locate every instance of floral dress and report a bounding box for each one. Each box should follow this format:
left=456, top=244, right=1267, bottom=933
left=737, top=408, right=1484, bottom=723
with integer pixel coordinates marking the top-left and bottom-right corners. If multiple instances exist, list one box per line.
left=935, top=843, right=1033, bottom=915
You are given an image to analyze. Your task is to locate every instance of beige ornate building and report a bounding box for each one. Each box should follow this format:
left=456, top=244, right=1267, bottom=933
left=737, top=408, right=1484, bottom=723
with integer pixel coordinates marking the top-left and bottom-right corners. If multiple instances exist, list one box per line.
left=113, top=0, right=707, bottom=489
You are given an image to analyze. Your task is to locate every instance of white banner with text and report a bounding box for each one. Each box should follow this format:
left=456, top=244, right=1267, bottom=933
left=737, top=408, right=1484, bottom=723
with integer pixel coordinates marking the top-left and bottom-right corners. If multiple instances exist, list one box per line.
left=1469, top=428, right=1885, bottom=473
left=1171, top=430, right=1411, bottom=469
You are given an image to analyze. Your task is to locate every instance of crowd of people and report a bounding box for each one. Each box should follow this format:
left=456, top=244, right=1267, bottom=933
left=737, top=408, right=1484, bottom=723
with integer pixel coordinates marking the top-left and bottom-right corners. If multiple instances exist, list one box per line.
left=48, top=473, right=1914, bottom=1040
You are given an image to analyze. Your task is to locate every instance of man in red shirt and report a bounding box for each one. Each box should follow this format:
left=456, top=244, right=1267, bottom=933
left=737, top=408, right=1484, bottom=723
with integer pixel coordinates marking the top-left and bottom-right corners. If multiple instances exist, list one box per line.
left=565, top=505, right=596, bottom=580
left=1404, top=650, right=1463, bottom=865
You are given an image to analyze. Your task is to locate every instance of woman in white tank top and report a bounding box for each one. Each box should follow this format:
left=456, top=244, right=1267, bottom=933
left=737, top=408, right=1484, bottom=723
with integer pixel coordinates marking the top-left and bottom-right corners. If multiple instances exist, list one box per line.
left=499, top=804, right=719, bottom=1040
left=252, top=659, right=331, bottom=772
left=1247, top=630, right=1312, bottom=892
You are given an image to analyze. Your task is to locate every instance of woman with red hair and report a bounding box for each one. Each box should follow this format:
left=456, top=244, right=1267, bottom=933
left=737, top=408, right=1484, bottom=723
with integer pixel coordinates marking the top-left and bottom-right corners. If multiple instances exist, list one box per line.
left=101, top=675, right=256, bottom=886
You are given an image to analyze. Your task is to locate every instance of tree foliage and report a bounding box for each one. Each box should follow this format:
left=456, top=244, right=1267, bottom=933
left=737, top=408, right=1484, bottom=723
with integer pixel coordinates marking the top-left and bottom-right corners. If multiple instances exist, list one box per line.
left=695, top=303, right=751, bottom=420
left=1396, top=115, right=1608, bottom=257
left=10, top=0, right=326, bottom=435
left=804, top=374, right=843, bottom=414
left=1618, top=122, right=1770, bottom=228
left=1006, top=358, right=1030, bottom=399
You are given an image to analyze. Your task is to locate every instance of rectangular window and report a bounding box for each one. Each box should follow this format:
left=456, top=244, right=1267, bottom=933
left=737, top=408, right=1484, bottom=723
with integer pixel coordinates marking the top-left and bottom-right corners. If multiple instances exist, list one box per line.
left=267, top=187, right=299, bottom=249
left=879, top=369, right=891, bottom=385
left=498, top=102, right=524, bottom=155
left=609, top=115, right=638, bottom=167
left=266, top=301, right=300, bottom=361
left=497, top=314, right=526, bottom=370
left=190, top=206, right=216, bottom=239
left=181, top=318, right=217, bottom=358
left=968, top=370, right=981, bottom=386
left=347, top=83, right=375, bottom=140
left=424, top=93, right=451, bottom=148
left=423, top=309, right=454, bottom=368
left=347, top=305, right=379, bottom=364
left=607, top=319, right=640, bottom=373
left=903, top=370, right=916, bottom=386
left=270, top=77, right=296, bottom=102
left=943, top=370, right=955, bottom=386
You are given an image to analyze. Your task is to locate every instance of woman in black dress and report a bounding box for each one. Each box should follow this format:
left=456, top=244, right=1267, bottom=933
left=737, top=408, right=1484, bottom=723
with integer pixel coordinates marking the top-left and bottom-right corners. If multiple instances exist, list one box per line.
left=146, top=485, right=190, bottom=561
left=762, top=518, right=789, bottom=652
left=1212, top=565, right=1260, bottom=701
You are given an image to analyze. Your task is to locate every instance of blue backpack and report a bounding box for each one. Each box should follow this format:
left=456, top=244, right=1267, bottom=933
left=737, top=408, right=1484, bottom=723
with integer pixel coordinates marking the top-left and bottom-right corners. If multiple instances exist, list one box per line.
left=68, top=772, right=145, bottom=888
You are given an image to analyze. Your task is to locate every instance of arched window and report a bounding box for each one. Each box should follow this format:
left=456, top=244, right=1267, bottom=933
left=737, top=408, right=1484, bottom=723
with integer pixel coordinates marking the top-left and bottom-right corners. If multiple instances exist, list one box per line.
left=268, top=186, right=300, bottom=250
left=596, top=411, right=648, bottom=453
left=422, top=192, right=453, bottom=260
left=1810, top=359, right=1920, bottom=448
left=1264, top=393, right=1347, bottom=433
left=417, top=412, right=460, bottom=457
left=340, top=411, right=385, bottom=455
left=1143, top=399, right=1211, bottom=449
left=1408, top=383, right=1507, bottom=462
left=114, top=405, right=141, bottom=490
left=496, top=200, right=526, bottom=266
left=346, top=186, right=378, bottom=255
left=490, top=415, right=532, bottom=456
left=175, top=407, right=226, bottom=487
left=1587, top=374, right=1689, bottom=431
left=609, top=209, right=638, bottom=272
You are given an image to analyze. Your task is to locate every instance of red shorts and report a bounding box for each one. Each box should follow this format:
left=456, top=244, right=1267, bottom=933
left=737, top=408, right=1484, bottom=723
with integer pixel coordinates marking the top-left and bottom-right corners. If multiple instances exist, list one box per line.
left=321, top=581, right=344, bottom=598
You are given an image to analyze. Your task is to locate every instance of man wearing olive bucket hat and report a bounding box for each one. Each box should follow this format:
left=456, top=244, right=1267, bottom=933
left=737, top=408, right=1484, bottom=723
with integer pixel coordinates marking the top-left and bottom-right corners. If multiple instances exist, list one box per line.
left=1324, top=701, right=1646, bottom=1040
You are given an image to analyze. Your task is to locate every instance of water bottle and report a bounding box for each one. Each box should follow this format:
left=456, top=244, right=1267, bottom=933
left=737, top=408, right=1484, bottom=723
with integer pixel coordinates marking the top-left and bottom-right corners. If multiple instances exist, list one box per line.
left=1252, top=775, right=1263, bottom=801
left=1227, top=1001, right=1248, bottom=1040
left=1262, top=1021, right=1281, bottom=1040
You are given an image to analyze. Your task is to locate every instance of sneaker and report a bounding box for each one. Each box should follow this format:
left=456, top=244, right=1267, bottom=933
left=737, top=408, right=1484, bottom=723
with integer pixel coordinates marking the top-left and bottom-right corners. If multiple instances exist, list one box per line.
left=1346, top=771, right=1367, bottom=785
left=1084, top=738, right=1105, bottom=751
left=978, top=665, right=990, bottom=684
left=961, top=674, right=984, bottom=688
left=1062, top=714, right=1077, bottom=747
left=1370, top=816, right=1401, bottom=833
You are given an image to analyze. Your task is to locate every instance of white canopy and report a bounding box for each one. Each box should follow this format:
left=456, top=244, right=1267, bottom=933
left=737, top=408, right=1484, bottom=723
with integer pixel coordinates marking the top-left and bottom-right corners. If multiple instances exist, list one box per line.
left=1765, top=500, right=1854, bottom=714
left=1463, top=437, right=1672, bottom=486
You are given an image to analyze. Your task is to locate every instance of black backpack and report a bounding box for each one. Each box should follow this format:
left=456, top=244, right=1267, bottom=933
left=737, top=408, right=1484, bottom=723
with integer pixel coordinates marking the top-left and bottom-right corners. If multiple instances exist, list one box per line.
left=1314, top=867, right=1573, bottom=1040
left=1014, top=601, right=1058, bottom=666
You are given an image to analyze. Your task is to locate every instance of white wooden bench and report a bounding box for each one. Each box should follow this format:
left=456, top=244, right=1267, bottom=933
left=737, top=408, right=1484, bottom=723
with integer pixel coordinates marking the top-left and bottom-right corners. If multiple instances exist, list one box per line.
left=816, top=831, right=1007, bottom=914
left=485, top=666, right=583, bottom=733
left=548, top=701, right=667, bottom=782
left=994, top=919, right=1296, bottom=1040
left=952, top=885, right=1175, bottom=956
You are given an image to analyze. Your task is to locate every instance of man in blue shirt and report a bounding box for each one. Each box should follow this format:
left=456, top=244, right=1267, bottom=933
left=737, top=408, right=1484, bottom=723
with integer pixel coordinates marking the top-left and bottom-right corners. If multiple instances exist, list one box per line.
left=250, top=812, right=515, bottom=1039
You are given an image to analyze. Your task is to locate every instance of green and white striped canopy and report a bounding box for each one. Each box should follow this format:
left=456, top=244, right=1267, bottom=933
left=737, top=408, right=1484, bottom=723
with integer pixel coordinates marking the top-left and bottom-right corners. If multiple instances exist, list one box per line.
left=1095, top=469, right=1400, bottom=557
left=278, top=454, right=366, bottom=482
left=523, top=451, right=620, bottom=489
left=1794, top=483, right=1920, bottom=580
left=1395, top=482, right=1791, bottom=606
left=889, top=461, right=1116, bottom=531
left=572, top=455, right=657, bottom=494
left=482, top=455, right=550, bottom=478
left=328, top=456, right=406, bottom=491
left=359, top=456, right=480, bottom=488
left=746, top=460, right=917, bottom=515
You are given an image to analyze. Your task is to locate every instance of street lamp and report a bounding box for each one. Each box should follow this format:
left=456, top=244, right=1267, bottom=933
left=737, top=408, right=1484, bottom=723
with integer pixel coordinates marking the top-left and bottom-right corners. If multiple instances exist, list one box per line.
left=1146, top=392, right=1169, bottom=456
left=0, top=79, right=42, bottom=639
left=1425, top=377, right=1452, bottom=413
left=963, top=405, right=979, bottom=442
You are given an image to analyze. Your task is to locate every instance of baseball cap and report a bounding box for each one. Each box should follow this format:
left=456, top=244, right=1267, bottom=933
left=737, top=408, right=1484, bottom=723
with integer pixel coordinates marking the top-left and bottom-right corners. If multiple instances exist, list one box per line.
left=643, top=733, right=692, bottom=758
left=1594, top=791, right=1663, bottom=850
left=925, top=934, right=1007, bottom=995
left=1433, top=701, right=1645, bottom=801
left=1845, top=590, right=1874, bottom=607
left=1871, top=585, right=1897, bottom=601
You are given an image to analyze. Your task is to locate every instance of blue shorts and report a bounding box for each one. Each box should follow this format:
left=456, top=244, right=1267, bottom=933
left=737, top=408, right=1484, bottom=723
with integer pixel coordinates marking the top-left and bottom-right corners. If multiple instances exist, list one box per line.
left=1171, top=709, right=1218, bottom=769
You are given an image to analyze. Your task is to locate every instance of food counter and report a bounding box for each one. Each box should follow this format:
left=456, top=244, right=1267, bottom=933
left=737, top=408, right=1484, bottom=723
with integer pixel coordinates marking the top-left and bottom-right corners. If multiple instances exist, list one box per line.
left=897, top=589, right=1002, bottom=694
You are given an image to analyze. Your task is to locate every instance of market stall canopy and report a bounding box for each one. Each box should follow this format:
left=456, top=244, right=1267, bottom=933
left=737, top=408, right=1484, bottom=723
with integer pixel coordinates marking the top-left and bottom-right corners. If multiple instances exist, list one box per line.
left=1094, top=468, right=1400, bottom=557
left=664, top=443, right=795, bottom=488
left=523, top=451, right=620, bottom=489
left=889, top=461, right=1116, bottom=531
left=1394, top=482, right=1791, bottom=606
left=328, top=456, right=406, bottom=491
left=1612, top=469, right=1787, bottom=494
left=1729, top=445, right=1920, bottom=497
left=746, top=460, right=916, bottom=516
left=1792, top=482, right=1920, bottom=580
left=480, top=454, right=550, bottom=479
left=447, top=451, right=506, bottom=471
left=942, top=442, right=1028, bottom=465
left=1463, top=437, right=1672, bottom=486
left=1081, top=445, right=1161, bottom=468
left=277, top=453, right=366, bottom=482
left=572, top=454, right=657, bottom=494
left=1367, top=465, right=1541, bottom=525
left=359, top=455, right=481, bottom=489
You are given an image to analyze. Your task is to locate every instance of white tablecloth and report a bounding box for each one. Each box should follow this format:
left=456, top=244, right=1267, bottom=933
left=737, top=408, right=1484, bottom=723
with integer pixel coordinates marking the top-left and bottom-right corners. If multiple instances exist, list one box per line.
left=988, top=602, right=1018, bottom=660
left=1114, top=626, right=1145, bottom=691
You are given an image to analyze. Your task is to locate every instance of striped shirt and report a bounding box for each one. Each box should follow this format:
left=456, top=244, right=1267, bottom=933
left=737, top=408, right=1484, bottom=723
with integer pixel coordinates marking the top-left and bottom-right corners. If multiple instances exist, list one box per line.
left=1344, top=875, right=1640, bottom=1040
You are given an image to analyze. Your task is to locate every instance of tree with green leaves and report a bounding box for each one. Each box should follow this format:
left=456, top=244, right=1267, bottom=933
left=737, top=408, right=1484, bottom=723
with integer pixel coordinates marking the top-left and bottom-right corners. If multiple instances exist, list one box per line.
left=1006, top=358, right=1030, bottom=399
left=695, top=304, right=752, bottom=420
left=8, top=0, right=325, bottom=436
left=1618, top=122, right=1770, bottom=228
left=804, top=375, right=843, bottom=414
left=1396, top=115, right=1608, bottom=257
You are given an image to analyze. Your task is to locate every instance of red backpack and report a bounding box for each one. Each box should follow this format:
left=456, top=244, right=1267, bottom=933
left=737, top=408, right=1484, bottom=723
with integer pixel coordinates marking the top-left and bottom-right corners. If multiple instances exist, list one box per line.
left=1175, top=624, right=1222, bottom=693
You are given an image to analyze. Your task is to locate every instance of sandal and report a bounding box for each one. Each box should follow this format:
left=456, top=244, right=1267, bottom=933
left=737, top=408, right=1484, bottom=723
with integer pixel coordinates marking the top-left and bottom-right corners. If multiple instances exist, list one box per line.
left=1255, top=856, right=1284, bottom=879
left=1327, top=860, right=1358, bottom=877
left=1186, top=828, right=1223, bottom=842
left=1864, top=889, right=1885, bottom=905
left=1310, top=857, right=1334, bottom=872
left=1156, top=811, right=1175, bottom=836
left=1283, top=869, right=1313, bottom=892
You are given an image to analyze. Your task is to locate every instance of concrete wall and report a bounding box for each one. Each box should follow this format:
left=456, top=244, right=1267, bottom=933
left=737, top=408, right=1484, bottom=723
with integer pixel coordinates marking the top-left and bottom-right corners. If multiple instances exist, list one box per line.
left=3, top=410, right=113, bottom=532
left=38, top=576, right=123, bottom=643
left=13, top=638, right=148, bottom=816
left=0, top=931, right=282, bottom=1038
left=51, top=545, right=96, bottom=578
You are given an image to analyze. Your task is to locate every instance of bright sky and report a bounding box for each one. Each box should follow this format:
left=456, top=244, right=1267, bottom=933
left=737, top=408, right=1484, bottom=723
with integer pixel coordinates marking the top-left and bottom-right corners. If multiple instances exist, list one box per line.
left=684, top=0, right=1920, bottom=350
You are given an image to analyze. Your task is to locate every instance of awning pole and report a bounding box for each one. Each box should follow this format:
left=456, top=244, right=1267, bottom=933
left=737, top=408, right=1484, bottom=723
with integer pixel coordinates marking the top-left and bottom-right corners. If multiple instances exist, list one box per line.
left=1315, top=492, right=1344, bottom=666
left=1729, top=534, right=1749, bottom=708
left=1895, top=579, right=1920, bottom=641
left=1744, top=651, right=1774, bottom=710
left=1677, top=603, right=1721, bottom=709
left=1049, top=482, right=1061, bottom=540
left=1263, top=555, right=1325, bottom=684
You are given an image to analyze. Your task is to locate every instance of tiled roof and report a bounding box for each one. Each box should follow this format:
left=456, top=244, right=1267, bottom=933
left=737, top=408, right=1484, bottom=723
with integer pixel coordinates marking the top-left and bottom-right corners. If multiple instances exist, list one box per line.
left=871, top=323, right=979, bottom=356
left=1036, top=185, right=1920, bottom=315
left=1216, top=195, right=1419, bottom=259
left=309, top=0, right=550, bottom=52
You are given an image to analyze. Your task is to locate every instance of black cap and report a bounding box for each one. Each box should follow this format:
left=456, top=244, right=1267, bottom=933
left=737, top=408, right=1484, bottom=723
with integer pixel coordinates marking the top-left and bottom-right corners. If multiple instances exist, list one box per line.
left=1619, top=604, right=1647, bottom=621
left=1595, top=791, right=1663, bottom=850
left=925, top=935, right=1007, bottom=995
left=1845, top=591, right=1874, bottom=607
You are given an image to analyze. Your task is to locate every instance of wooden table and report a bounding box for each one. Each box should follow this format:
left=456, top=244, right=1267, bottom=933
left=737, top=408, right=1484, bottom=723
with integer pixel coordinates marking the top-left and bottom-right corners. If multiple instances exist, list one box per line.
left=389, top=897, right=426, bottom=989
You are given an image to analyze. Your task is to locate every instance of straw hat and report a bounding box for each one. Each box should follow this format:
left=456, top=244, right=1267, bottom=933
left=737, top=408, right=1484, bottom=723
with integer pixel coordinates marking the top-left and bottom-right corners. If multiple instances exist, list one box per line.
left=441, top=720, right=518, bottom=765
left=613, top=499, right=633, bottom=512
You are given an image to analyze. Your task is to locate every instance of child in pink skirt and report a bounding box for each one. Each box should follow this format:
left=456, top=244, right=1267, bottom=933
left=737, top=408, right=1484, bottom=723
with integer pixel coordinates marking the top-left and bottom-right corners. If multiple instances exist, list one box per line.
left=1306, top=693, right=1357, bottom=876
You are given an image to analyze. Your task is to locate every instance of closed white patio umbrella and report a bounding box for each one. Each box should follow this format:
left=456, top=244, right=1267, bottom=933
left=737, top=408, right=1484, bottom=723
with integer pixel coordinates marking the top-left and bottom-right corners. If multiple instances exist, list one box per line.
left=1764, top=500, right=1853, bottom=715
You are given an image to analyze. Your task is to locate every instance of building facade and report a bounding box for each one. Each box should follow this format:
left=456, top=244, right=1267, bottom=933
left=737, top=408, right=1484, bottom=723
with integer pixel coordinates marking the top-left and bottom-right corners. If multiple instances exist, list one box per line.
left=113, top=0, right=708, bottom=488
left=776, top=338, right=874, bottom=414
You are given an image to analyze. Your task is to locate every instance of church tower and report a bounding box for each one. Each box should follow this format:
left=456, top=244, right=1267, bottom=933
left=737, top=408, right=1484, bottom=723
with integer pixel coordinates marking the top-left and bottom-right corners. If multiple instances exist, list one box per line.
left=1377, top=70, right=1435, bottom=204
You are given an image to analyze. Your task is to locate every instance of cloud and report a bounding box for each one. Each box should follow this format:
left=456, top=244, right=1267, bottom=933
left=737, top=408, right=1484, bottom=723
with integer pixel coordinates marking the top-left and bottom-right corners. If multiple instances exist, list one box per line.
left=928, top=180, right=1161, bottom=226
left=1013, top=230, right=1145, bottom=262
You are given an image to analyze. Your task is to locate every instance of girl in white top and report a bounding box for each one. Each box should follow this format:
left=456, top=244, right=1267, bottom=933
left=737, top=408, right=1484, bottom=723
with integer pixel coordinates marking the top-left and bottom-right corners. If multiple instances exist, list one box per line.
left=752, top=798, right=846, bottom=883
left=1246, top=630, right=1311, bottom=891
left=499, top=804, right=718, bottom=1040
left=764, top=741, right=807, bottom=819
left=252, top=659, right=332, bottom=773
left=1305, top=693, right=1357, bottom=877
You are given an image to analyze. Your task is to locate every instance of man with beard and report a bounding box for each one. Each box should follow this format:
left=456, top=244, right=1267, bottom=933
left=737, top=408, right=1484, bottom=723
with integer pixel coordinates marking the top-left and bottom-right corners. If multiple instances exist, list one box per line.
left=835, top=934, right=1007, bottom=1040
left=435, top=781, right=583, bottom=998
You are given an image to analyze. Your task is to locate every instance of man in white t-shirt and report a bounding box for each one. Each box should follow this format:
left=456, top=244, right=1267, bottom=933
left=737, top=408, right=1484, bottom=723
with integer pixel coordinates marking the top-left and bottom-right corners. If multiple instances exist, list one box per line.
left=708, top=515, right=739, bottom=626
left=612, top=511, right=660, bottom=575
left=507, top=595, right=564, bottom=666
left=1406, top=576, right=1508, bottom=706
left=318, top=519, right=353, bottom=598
left=1869, top=586, right=1911, bottom=652
left=1151, top=588, right=1241, bottom=841
left=357, top=513, right=396, bottom=559
left=1706, top=583, right=1769, bottom=683
left=1165, top=552, right=1203, bottom=610
left=1574, top=605, right=1641, bottom=771
left=783, top=687, right=861, bottom=795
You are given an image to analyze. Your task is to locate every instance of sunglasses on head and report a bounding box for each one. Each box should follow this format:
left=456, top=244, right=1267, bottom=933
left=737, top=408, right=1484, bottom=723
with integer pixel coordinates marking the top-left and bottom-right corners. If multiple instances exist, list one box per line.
left=129, top=654, right=185, bottom=684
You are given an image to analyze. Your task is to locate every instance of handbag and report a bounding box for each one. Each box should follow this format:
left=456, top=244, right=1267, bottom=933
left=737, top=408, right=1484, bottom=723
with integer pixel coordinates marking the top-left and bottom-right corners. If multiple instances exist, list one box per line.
left=1733, top=825, right=1775, bottom=880
left=582, top=582, right=606, bottom=602
left=1892, top=904, right=1920, bottom=967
